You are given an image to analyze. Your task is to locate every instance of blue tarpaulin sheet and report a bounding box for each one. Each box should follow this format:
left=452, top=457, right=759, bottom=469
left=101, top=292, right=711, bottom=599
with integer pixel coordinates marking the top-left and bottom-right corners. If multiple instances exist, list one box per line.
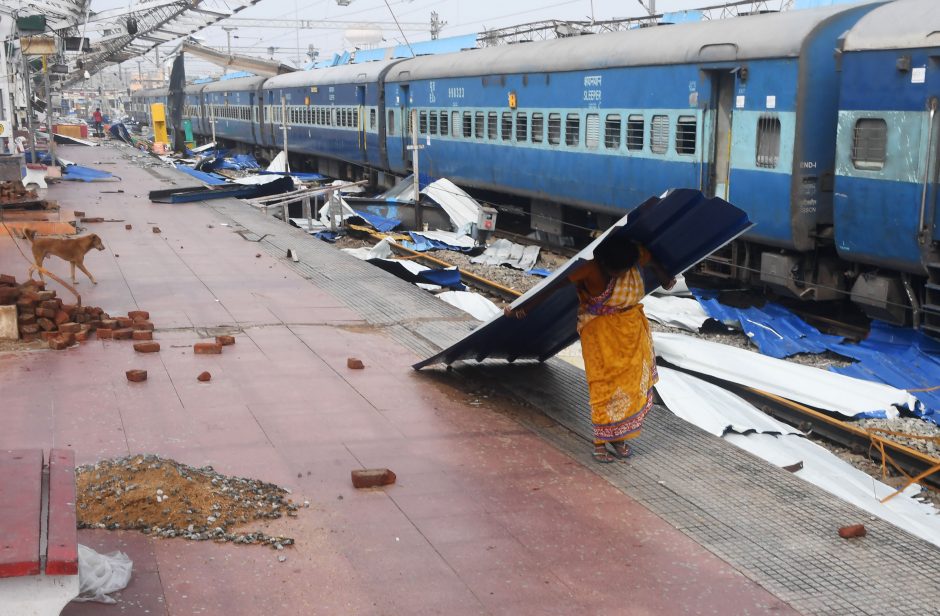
left=353, top=210, right=401, bottom=233
left=402, top=232, right=471, bottom=252
left=175, top=164, right=227, bottom=185
left=259, top=171, right=328, bottom=181
left=62, top=165, right=115, bottom=182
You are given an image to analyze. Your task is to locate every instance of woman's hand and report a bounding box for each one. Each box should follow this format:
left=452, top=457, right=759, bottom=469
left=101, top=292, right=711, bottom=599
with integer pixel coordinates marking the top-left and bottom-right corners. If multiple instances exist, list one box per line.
left=503, top=305, right=527, bottom=319
left=662, top=277, right=677, bottom=291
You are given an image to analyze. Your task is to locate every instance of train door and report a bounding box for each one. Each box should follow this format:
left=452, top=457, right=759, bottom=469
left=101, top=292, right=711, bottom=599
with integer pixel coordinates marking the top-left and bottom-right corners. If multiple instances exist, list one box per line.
left=706, top=70, right=735, bottom=199
left=399, top=84, right=410, bottom=166
left=927, top=97, right=940, bottom=242
left=357, top=85, right=366, bottom=154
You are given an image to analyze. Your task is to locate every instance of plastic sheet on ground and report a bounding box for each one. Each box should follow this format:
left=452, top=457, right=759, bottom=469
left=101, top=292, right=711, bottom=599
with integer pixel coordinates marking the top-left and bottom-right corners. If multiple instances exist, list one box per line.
left=365, top=257, right=464, bottom=290
left=694, top=290, right=844, bottom=358
left=108, top=123, right=132, bottom=144
left=75, top=544, right=133, bottom=604
left=404, top=230, right=475, bottom=252
left=654, top=369, right=940, bottom=548
left=653, top=331, right=917, bottom=419
left=62, top=164, right=116, bottom=182
left=174, top=164, right=227, bottom=185
left=341, top=238, right=395, bottom=261
left=422, top=178, right=481, bottom=235
left=352, top=209, right=401, bottom=232
left=231, top=174, right=286, bottom=185
left=641, top=294, right=711, bottom=332
left=189, top=141, right=216, bottom=153
left=436, top=290, right=502, bottom=321
left=317, top=197, right=357, bottom=228
left=470, top=238, right=539, bottom=270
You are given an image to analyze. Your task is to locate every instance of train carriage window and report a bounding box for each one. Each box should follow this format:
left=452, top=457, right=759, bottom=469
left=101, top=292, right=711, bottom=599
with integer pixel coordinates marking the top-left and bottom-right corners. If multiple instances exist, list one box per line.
left=461, top=112, right=471, bottom=138
left=370, top=109, right=377, bottom=130
left=531, top=113, right=544, bottom=143
left=501, top=113, right=513, bottom=141
left=419, top=110, right=428, bottom=134
left=475, top=112, right=484, bottom=139
left=488, top=112, right=498, bottom=140
left=650, top=115, right=669, bottom=154
left=852, top=118, right=887, bottom=170
left=627, top=115, right=645, bottom=151
left=676, top=116, right=697, bottom=155
left=407, top=111, right=414, bottom=136
left=565, top=113, right=580, bottom=147
left=604, top=114, right=621, bottom=149
left=585, top=113, right=600, bottom=149
left=429, top=111, right=438, bottom=135
left=388, top=110, right=395, bottom=134
left=516, top=113, right=527, bottom=142
left=548, top=113, right=561, bottom=145
left=453, top=111, right=461, bottom=137
left=353, top=108, right=359, bottom=128
left=440, top=111, right=449, bottom=136
left=756, top=116, right=781, bottom=168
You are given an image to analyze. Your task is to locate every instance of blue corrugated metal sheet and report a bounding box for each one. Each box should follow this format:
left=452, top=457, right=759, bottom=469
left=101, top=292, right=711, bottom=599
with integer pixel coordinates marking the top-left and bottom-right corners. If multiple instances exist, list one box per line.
left=414, top=189, right=752, bottom=368
left=174, top=164, right=227, bottom=185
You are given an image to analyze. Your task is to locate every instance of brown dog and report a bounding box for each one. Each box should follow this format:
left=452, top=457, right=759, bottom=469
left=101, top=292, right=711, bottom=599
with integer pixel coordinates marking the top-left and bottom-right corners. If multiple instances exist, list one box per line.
left=23, top=229, right=105, bottom=285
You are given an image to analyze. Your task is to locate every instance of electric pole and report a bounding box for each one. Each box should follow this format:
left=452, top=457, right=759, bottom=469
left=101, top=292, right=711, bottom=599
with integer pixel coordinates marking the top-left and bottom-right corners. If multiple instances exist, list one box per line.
left=222, top=26, right=238, bottom=74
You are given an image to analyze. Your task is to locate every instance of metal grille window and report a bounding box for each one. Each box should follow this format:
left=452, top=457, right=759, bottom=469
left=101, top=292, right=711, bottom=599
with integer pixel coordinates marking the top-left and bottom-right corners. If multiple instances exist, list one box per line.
left=370, top=109, right=376, bottom=130
left=531, top=113, right=544, bottom=143
left=419, top=110, right=428, bottom=134
left=429, top=111, right=438, bottom=135
left=440, top=111, right=449, bottom=136
left=475, top=112, right=484, bottom=139
left=756, top=116, right=781, bottom=168
left=548, top=113, right=562, bottom=145
left=650, top=115, right=669, bottom=154
left=353, top=108, right=359, bottom=128
left=565, top=113, right=580, bottom=147
left=852, top=118, right=887, bottom=170
left=516, top=113, right=527, bottom=142
left=676, top=116, right=696, bottom=155
left=488, top=112, right=498, bottom=140
left=463, top=111, right=472, bottom=138
left=388, top=110, right=395, bottom=134
left=407, top=110, right=414, bottom=136
left=585, top=113, right=600, bottom=149
left=502, top=112, right=513, bottom=141
left=604, top=114, right=621, bottom=149
left=627, top=115, right=645, bottom=151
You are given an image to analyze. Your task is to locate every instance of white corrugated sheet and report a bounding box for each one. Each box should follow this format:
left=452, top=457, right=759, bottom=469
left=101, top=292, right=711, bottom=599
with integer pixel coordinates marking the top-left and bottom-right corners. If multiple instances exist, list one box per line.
left=470, top=238, right=540, bottom=271
left=641, top=294, right=710, bottom=332
left=410, top=230, right=477, bottom=250
left=341, top=238, right=395, bottom=261
left=653, top=332, right=915, bottom=418
left=422, top=178, right=481, bottom=235
left=436, top=291, right=502, bottom=321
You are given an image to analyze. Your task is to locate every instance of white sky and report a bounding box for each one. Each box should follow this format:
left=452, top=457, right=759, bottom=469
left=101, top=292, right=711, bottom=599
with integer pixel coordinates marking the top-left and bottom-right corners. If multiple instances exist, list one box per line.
left=89, top=0, right=794, bottom=79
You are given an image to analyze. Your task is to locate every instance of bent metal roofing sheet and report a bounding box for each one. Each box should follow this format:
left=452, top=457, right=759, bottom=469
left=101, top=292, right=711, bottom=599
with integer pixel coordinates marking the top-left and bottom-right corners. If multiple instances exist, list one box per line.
left=413, top=189, right=752, bottom=369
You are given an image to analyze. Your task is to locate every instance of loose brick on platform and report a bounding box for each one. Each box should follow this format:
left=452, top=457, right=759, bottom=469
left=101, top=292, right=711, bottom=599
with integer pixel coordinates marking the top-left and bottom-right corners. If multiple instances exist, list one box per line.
left=132, top=330, right=152, bottom=341
left=48, top=332, right=75, bottom=351
left=112, top=328, right=134, bottom=340
left=133, top=342, right=160, bottom=353
left=36, top=291, right=56, bottom=301
left=128, top=310, right=150, bottom=321
left=36, top=317, right=55, bottom=331
left=216, top=335, right=235, bottom=346
left=125, top=224, right=132, bottom=230
left=98, top=319, right=117, bottom=330
left=347, top=358, right=365, bottom=370
left=194, top=342, right=222, bottom=355
left=839, top=524, right=867, bottom=539
left=197, top=371, right=211, bottom=382
left=97, top=328, right=113, bottom=340
left=74, top=329, right=89, bottom=343
left=351, top=469, right=396, bottom=489
left=54, top=310, right=70, bottom=325
left=16, top=297, right=36, bottom=310
left=41, top=331, right=58, bottom=341
left=152, top=227, right=161, bottom=234
left=132, top=321, right=154, bottom=331
left=40, top=299, right=61, bottom=311
left=116, top=317, right=134, bottom=328
left=36, top=307, right=57, bottom=319
left=58, top=322, right=81, bottom=334
left=0, top=274, right=15, bottom=286
left=125, top=369, right=147, bottom=382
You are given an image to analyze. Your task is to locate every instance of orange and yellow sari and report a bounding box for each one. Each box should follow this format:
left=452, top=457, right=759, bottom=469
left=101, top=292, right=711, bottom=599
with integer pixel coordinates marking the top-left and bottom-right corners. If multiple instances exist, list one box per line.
left=574, top=255, right=657, bottom=445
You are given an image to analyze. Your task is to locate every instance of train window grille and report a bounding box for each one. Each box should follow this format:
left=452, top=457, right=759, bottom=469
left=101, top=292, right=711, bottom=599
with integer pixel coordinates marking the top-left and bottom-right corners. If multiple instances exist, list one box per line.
left=429, top=111, right=437, bottom=135
left=463, top=112, right=472, bottom=138
left=756, top=116, right=781, bottom=168
left=516, top=113, right=527, bottom=142
left=565, top=113, right=580, bottom=147
left=852, top=118, right=887, bottom=170
left=627, top=115, right=644, bottom=151
left=475, top=112, right=485, bottom=139
left=370, top=109, right=377, bottom=130
left=452, top=111, right=460, bottom=137
left=676, top=116, right=696, bottom=155
left=419, top=110, right=428, bottom=135
left=388, top=109, right=395, bottom=134
left=585, top=113, right=600, bottom=149
left=488, top=112, right=498, bottom=140
left=440, top=111, right=448, bottom=136
left=650, top=115, right=669, bottom=154
left=408, top=111, right=415, bottom=136
left=353, top=108, right=359, bottom=128
left=502, top=113, right=513, bottom=141
left=604, top=114, right=621, bottom=149
left=547, top=113, right=561, bottom=145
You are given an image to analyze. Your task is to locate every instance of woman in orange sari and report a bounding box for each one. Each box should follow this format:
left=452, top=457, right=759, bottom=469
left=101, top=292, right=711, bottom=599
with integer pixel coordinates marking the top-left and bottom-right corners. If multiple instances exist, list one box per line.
left=507, top=241, right=674, bottom=463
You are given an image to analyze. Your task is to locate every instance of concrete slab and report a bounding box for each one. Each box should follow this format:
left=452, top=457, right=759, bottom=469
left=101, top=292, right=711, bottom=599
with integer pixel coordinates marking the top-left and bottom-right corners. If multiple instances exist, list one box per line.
left=0, top=304, right=17, bottom=339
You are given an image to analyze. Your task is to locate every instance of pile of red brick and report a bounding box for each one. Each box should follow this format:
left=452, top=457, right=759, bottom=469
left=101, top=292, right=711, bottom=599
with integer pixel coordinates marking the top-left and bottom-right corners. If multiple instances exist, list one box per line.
left=0, top=275, right=153, bottom=351
left=0, top=180, right=38, bottom=204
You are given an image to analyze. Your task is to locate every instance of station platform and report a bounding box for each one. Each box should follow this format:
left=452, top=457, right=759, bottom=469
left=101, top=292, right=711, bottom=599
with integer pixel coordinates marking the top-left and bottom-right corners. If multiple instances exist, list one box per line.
left=1, top=143, right=937, bottom=615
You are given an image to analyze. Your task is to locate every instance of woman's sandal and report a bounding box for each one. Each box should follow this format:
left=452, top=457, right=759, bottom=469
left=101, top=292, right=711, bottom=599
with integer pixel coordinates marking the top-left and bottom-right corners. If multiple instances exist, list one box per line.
left=592, top=447, right=616, bottom=464
left=610, top=442, right=633, bottom=459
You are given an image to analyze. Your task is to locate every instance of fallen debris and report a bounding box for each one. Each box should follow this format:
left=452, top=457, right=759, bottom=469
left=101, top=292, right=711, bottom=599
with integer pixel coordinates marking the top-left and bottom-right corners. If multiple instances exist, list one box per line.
left=347, top=357, right=365, bottom=370
left=215, top=335, right=235, bottom=346
left=351, top=468, right=396, bottom=489
left=838, top=524, right=867, bottom=539
left=125, top=224, right=132, bottom=230
left=133, top=342, right=160, bottom=353
left=152, top=226, right=161, bottom=234
left=194, top=342, right=222, bottom=354
left=197, top=371, right=212, bottom=382
left=76, top=455, right=297, bottom=548
left=125, top=369, right=147, bottom=382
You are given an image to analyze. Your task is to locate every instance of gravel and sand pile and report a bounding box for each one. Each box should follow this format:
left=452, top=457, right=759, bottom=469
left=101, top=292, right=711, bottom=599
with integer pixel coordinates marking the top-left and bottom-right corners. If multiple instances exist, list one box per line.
left=77, top=455, right=300, bottom=549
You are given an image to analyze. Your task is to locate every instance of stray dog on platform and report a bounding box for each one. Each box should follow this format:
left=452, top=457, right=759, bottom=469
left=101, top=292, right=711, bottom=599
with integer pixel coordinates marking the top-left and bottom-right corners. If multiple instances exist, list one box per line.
left=23, top=229, right=105, bottom=285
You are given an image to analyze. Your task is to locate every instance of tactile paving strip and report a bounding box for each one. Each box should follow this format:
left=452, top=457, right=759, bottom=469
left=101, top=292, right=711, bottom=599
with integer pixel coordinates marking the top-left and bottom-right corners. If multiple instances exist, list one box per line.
left=154, top=160, right=940, bottom=615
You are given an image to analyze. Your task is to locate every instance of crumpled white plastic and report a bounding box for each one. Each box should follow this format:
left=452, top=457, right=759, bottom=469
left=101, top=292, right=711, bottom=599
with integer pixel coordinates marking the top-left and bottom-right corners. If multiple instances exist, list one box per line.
left=74, top=544, right=133, bottom=604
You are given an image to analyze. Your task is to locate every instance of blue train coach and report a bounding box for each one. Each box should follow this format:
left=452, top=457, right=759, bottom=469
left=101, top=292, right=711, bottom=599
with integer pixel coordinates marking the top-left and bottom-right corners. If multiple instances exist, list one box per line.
left=202, top=76, right=267, bottom=147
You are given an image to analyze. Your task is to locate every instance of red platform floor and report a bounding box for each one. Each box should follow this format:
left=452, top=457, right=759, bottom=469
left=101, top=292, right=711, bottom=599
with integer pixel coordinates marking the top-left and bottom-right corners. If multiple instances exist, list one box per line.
left=0, top=146, right=798, bottom=615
